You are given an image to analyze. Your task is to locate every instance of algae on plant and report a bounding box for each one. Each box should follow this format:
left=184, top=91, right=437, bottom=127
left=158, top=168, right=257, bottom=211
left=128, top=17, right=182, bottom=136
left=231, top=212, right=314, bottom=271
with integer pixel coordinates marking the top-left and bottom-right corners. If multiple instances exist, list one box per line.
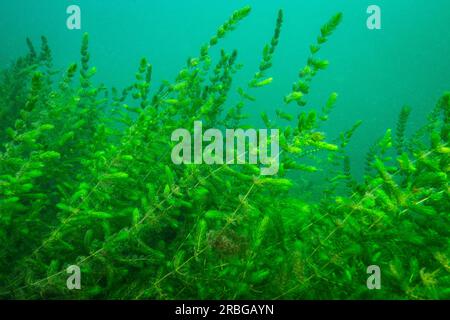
left=0, top=6, right=448, bottom=300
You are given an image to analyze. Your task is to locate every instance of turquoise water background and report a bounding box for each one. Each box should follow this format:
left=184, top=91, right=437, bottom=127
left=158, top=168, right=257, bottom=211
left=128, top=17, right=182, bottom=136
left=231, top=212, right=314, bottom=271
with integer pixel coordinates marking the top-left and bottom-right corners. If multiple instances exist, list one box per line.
left=1, top=0, right=449, bottom=177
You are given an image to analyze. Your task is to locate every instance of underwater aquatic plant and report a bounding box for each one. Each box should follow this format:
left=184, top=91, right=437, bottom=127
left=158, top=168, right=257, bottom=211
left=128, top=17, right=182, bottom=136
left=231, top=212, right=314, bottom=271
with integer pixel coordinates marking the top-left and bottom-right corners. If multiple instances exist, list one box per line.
left=0, top=6, right=448, bottom=300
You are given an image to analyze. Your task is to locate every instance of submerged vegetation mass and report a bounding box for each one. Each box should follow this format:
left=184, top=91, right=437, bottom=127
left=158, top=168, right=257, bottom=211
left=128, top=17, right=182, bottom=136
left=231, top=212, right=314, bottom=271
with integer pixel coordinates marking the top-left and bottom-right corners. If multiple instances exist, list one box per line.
left=0, top=6, right=448, bottom=299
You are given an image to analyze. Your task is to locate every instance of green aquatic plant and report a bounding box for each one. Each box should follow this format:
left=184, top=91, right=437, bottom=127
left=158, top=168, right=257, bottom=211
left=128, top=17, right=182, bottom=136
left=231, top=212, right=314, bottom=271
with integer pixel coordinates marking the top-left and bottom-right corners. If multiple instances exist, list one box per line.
left=0, top=6, right=448, bottom=300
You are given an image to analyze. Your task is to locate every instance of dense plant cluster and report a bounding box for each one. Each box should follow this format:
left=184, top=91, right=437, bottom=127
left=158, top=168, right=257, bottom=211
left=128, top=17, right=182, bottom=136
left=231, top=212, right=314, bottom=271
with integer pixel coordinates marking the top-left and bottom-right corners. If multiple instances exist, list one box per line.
left=0, top=6, right=448, bottom=299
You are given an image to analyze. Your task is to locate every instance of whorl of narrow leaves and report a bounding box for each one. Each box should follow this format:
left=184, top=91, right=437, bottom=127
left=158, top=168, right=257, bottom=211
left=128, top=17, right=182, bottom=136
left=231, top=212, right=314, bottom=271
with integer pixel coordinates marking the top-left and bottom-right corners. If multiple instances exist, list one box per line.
left=79, top=32, right=92, bottom=90
left=285, top=13, right=343, bottom=107
left=133, top=57, right=153, bottom=109
left=249, top=9, right=284, bottom=88
left=320, top=92, right=338, bottom=121
left=319, top=13, right=343, bottom=41
left=395, top=106, right=411, bottom=155
left=24, top=72, right=43, bottom=112
left=39, top=36, right=52, bottom=67
left=340, top=120, right=362, bottom=148
left=202, top=6, right=252, bottom=56
left=26, top=37, right=37, bottom=62
left=80, top=33, right=89, bottom=73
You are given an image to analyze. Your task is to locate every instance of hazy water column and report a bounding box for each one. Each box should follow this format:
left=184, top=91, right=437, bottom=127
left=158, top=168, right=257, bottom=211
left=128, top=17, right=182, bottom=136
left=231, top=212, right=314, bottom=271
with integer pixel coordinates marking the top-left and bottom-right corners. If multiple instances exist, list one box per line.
left=1, top=0, right=449, bottom=177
